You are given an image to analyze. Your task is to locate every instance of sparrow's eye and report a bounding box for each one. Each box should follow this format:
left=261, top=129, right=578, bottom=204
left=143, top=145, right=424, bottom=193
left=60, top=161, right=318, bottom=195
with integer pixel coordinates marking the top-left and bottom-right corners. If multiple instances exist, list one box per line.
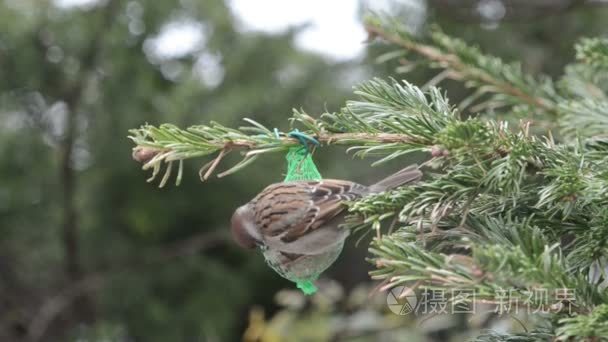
left=230, top=206, right=258, bottom=249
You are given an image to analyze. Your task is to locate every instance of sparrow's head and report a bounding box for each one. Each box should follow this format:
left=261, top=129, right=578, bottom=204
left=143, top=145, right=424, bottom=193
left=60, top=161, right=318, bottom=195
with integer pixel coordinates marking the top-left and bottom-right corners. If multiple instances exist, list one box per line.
left=230, top=204, right=260, bottom=249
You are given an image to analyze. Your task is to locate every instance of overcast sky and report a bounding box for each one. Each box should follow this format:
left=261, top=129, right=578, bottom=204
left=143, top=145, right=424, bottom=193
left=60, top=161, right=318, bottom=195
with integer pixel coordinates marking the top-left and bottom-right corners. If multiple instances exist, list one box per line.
left=53, top=0, right=419, bottom=61
left=229, top=0, right=365, bottom=60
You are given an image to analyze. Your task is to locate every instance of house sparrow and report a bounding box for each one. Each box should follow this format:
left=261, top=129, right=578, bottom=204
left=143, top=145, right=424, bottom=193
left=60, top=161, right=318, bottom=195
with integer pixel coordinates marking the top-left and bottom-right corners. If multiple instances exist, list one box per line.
left=231, top=164, right=422, bottom=282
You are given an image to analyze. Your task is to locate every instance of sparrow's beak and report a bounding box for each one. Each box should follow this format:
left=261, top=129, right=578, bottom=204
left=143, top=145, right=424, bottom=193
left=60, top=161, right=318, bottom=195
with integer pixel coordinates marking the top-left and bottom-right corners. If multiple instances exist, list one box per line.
left=230, top=205, right=259, bottom=249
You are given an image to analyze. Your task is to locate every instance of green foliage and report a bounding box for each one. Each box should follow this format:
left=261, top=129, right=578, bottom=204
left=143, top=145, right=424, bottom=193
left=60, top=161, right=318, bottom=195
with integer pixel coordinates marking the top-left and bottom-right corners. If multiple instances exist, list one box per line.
left=576, top=38, right=608, bottom=69
left=0, top=0, right=353, bottom=340
left=129, top=13, right=608, bottom=341
left=557, top=304, right=608, bottom=340
left=4, top=0, right=608, bottom=340
left=472, top=329, right=554, bottom=342
left=364, top=13, right=559, bottom=117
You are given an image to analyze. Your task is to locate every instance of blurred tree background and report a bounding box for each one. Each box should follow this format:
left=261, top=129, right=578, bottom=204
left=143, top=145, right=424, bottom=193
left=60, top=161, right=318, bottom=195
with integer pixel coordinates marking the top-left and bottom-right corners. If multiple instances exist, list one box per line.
left=0, top=0, right=607, bottom=341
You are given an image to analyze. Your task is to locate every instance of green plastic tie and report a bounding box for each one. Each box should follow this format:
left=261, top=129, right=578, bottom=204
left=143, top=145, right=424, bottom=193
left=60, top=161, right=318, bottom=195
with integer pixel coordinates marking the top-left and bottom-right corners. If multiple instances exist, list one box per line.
left=287, top=129, right=320, bottom=150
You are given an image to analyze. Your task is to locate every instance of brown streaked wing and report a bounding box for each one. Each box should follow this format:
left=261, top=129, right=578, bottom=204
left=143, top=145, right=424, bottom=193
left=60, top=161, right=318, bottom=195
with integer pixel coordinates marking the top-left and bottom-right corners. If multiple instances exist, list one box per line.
left=280, top=179, right=366, bottom=243
left=253, top=183, right=312, bottom=238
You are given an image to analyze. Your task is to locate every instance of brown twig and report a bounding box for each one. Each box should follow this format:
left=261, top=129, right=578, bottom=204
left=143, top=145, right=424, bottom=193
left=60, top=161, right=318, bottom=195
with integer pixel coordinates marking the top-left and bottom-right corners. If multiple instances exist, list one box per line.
left=136, top=131, right=419, bottom=182
left=200, top=133, right=416, bottom=151
left=319, top=132, right=415, bottom=144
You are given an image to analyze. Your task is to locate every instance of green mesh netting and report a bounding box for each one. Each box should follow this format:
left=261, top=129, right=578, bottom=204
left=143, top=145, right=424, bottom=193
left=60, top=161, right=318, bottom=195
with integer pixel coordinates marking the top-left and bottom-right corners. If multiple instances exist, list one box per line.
left=287, top=146, right=320, bottom=295
left=283, top=146, right=322, bottom=182
left=262, top=146, right=324, bottom=295
left=297, top=280, right=318, bottom=295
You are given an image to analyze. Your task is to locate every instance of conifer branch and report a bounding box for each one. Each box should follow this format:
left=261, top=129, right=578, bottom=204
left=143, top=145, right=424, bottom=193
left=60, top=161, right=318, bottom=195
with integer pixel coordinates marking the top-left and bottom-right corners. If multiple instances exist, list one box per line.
left=471, top=329, right=554, bottom=342
left=364, top=14, right=559, bottom=115
left=576, top=38, right=608, bottom=69
left=128, top=119, right=418, bottom=185
left=556, top=304, right=608, bottom=340
left=129, top=79, right=452, bottom=185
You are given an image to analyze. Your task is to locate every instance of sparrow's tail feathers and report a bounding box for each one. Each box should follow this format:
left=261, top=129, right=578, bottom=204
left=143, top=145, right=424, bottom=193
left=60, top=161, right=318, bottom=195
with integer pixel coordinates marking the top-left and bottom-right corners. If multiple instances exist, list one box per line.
left=370, top=164, right=422, bottom=192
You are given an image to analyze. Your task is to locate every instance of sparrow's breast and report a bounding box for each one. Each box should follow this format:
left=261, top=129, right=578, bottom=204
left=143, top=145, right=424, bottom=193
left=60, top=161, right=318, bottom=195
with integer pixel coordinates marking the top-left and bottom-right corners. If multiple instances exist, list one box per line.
left=260, top=242, right=345, bottom=282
